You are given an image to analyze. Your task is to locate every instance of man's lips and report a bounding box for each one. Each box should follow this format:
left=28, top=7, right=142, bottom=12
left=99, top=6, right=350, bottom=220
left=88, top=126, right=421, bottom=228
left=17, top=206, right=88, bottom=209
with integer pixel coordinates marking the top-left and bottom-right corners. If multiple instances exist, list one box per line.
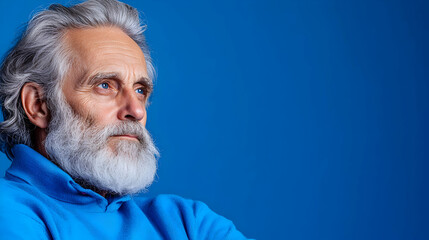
left=111, top=134, right=139, bottom=140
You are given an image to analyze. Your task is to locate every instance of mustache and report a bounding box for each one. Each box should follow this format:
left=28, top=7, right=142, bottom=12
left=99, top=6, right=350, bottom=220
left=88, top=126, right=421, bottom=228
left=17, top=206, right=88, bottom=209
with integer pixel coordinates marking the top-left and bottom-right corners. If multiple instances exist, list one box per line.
left=87, top=121, right=147, bottom=144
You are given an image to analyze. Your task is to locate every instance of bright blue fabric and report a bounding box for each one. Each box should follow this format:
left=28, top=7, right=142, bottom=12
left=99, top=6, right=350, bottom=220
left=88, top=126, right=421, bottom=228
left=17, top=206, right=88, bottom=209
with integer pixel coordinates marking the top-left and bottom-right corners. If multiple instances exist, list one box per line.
left=0, top=144, right=250, bottom=239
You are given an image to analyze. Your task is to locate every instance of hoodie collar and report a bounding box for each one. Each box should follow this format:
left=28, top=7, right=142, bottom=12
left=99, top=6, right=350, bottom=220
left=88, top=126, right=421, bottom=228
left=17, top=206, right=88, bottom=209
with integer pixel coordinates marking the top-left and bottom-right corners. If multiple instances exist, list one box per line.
left=6, top=144, right=130, bottom=212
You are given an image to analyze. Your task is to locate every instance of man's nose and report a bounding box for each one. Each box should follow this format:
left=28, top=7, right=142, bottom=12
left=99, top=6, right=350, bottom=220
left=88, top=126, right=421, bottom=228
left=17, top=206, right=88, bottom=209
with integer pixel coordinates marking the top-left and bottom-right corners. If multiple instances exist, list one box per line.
left=117, top=89, right=146, bottom=121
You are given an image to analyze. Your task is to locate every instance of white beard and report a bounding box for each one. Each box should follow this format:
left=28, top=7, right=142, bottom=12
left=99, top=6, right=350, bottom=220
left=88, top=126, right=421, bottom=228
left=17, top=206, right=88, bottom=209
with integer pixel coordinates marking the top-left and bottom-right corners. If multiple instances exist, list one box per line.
left=44, top=94, right=158, bottom=196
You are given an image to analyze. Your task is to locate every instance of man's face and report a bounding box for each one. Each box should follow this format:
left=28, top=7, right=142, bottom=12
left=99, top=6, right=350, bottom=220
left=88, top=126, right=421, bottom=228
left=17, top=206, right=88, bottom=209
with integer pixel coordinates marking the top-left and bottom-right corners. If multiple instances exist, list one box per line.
left=42, top=27, right=158, bottom=195
left=62, top=26, right=151, bottom=150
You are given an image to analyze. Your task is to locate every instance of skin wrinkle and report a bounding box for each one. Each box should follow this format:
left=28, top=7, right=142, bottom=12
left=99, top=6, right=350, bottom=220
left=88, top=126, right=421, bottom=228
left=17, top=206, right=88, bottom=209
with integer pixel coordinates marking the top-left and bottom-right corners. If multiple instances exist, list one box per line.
left=86, top=72, right=152, bottom=91
left=91, top=45, right=144, bottom=52
left=79, top=72, right=152, bottom=105
left=81, top=66, right=147, bottom=85
left=61, top=26, right=150, bottom=135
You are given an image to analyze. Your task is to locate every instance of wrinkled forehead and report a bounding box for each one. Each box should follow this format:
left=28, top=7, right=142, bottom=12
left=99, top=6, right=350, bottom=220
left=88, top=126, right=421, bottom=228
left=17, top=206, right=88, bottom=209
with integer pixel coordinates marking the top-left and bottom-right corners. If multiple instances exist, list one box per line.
left=61, top=26, right=148, bottom=80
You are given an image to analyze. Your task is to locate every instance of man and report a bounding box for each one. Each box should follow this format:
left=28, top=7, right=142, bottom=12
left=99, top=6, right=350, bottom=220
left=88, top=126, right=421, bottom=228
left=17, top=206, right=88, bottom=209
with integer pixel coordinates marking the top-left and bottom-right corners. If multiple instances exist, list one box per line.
left=0, top=0, right=250, bottom=239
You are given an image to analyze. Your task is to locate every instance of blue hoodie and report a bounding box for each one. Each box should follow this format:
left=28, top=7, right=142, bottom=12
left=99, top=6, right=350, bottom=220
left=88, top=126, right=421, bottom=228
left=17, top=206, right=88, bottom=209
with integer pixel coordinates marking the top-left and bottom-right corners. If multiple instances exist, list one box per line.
left=0, top=144, right=250, bottom=239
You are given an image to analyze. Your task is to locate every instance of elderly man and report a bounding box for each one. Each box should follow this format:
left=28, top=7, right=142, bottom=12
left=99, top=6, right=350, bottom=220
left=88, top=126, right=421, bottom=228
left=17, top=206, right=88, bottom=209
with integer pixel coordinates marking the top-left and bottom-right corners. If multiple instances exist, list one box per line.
left=0, top=0, right=249, bottom=239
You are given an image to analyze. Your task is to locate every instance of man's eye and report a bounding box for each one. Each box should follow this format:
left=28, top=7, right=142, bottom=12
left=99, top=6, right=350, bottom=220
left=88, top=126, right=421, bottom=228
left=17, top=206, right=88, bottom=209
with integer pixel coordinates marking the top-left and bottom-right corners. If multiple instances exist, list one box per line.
left=98, top=83, right=109, bottom=89
left=135, top=88, right=145, bottom=95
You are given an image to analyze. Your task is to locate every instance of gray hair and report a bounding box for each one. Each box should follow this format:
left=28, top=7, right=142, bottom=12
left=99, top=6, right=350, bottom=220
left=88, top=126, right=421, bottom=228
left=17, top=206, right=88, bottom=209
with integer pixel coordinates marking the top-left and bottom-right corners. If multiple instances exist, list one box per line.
left=0, top=0, right=154, bottom=158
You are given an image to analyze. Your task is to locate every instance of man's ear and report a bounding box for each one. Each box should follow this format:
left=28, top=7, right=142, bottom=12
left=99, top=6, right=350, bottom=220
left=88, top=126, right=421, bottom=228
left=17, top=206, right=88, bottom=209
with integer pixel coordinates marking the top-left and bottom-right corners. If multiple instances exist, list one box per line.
left=21, top=82, right=50, bottom=129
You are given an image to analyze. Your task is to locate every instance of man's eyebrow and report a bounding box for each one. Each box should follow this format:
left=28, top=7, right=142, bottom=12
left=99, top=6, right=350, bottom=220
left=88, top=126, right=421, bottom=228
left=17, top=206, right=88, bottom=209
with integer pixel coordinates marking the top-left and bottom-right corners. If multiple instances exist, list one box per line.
left=84, top=72, right=153, bottom=93
left=86, top=73, right=153, bottom=91
left=87, top=72, right=119, bottom=85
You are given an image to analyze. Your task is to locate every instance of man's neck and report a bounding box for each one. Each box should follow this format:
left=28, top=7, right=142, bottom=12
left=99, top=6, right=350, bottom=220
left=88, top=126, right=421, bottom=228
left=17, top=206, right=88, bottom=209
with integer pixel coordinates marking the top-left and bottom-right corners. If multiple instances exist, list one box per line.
left=32, top=127, right=50, bottom=159
left=74, top=178, right=112, bottom=198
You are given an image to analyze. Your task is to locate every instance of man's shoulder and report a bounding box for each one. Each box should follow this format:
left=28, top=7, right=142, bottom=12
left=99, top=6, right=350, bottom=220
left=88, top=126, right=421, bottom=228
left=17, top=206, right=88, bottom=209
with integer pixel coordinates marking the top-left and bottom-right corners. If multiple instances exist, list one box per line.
left=0, top=175, right=51, bottom=235
left=132, top=194, right=250, bottom=239
left=0, top=175, right=46, bottom=211
left=0, top=174, right=33, bottom=202
left=0, top=175, right=52, bottom=238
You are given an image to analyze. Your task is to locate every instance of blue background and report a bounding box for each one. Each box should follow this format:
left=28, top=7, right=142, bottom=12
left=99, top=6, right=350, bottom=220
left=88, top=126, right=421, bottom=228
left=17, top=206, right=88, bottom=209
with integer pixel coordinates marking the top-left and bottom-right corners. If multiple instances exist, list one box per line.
left=1, top=0, right=428, bottom=239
